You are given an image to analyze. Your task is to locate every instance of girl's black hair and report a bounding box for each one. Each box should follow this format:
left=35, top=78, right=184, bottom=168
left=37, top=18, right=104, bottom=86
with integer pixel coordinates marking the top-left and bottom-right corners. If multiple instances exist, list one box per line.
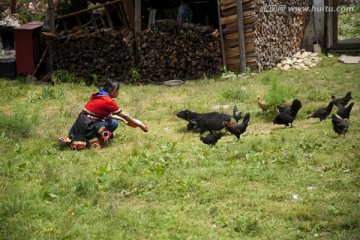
left=103, top=79, right=120, bottom=92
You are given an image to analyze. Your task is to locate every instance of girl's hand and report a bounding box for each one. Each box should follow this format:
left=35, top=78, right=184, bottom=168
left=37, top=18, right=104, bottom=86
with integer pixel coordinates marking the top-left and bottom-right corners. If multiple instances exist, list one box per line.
left=139, top=124, right=149, bottom=133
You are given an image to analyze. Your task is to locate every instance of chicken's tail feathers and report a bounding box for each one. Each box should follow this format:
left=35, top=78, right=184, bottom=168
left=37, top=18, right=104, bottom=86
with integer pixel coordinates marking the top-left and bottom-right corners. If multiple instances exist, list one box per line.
left=290, top=99, right=302, bottom=116
left=242, top=113, right=250, bottom=124
left=346, top=102, right=354, bottom=111
left=233, top=104, right=238, bottom=114
left=345, top=91, right=352, bottom=99
left=324, top=101, right=334, bottom=113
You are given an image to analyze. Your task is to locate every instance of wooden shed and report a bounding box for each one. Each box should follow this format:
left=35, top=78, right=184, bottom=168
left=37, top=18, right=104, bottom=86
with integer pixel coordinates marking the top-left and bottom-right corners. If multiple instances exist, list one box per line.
left=47, top=0, right=315, bottom=83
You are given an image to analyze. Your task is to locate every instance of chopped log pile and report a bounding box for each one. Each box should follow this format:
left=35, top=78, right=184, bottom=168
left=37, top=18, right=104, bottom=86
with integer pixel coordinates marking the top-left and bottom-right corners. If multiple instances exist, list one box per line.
left=137, top=19, right=222, bottom=83
left=254, top=0, right=312, bottom=70
left=50, top=27, right=136, bottom=84
left=48, top=20, right=221, bottom=84
left=219, top=0, right=311, bottom=72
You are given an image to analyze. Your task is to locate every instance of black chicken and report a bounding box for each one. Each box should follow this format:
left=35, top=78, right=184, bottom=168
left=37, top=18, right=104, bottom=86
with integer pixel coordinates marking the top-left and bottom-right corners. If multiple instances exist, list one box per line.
left=331, top=91, right=352, bottom=107
left=307, top=101, right=334, bottom=121
left=223, top=112, right=250, bottom=140
left=177, top=109, right=231, bottom=134
left=276, top=100, right=291, bottom=113
left=233, top=104, right=242, bottom=123
left=277, top=105, right=290, bottom=113
left=200, top=132, right=223, bottom=145
left=331, top=114, right=350, bottom=136
left=336, top=102, right=354, bottom=119
left=273, top=99, right=302, bottom=128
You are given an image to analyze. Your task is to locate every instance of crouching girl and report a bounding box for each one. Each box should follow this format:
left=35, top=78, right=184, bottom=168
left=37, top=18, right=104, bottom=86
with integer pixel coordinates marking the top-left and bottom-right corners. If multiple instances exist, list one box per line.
left=59, top=79, right=148, bottom=150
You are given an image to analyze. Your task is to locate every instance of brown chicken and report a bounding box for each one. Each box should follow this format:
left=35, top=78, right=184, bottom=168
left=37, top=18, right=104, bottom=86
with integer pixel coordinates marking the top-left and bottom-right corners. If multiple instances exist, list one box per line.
left=223, top=113, right=250, bottom=140
left=331, top=114, right=350, bottom=136
left=257, top=96, right=271, bottom=113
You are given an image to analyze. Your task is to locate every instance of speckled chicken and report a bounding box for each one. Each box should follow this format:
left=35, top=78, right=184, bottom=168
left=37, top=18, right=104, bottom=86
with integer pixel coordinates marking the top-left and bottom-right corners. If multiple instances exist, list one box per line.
left=331, top=114, right=350, bottom=136
left=336, top=102, right=354, bottom=119
left=307, top=101, right=334, bottom=121
left=273, top=99, right=302, bottom=128
left=223, top=112, right=250, bottom=140
left=200, top=132, right=223, bottom=145
left=232, top=104, right=242, bottom=123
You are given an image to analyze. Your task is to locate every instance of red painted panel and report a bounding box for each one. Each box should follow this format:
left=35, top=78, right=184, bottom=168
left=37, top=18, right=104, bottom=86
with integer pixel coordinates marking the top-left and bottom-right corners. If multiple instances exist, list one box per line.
left=16, top=54, right=35, bottom=74
left=14, top=22, right=44, bottom=75
left=14, top=31, right=34, bottom=54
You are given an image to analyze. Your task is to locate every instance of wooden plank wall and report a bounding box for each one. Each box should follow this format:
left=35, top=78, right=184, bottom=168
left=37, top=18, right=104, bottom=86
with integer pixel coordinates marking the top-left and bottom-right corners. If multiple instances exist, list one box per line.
left=219, top=0, right=260, bottom=71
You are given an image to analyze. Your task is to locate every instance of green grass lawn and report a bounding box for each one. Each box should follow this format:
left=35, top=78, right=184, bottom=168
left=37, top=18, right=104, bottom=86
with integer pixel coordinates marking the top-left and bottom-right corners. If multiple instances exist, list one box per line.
left=0, top=54, right=359, bottom=239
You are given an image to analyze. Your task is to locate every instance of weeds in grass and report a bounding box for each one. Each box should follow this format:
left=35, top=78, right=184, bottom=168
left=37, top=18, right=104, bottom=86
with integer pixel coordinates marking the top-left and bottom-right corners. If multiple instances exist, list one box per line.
left=222, top=88, right=246, bottom=101
left=0, top=103, right=40, bottom=138
left=28, top=86, right=65, bottom=102
left=130, top=67, right=141, bottom=83
left=53, top=69, right=84, bottom=84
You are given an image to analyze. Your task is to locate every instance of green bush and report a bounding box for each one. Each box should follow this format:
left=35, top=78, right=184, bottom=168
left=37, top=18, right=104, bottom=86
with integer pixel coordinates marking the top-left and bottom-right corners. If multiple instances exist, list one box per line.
left=264, top=75, right=293, bottom=107
left=52, top=69, right=84, bottom=84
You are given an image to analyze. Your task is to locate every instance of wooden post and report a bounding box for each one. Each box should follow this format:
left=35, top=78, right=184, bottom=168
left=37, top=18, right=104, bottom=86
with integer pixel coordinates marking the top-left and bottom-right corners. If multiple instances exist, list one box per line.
left=324, top=0, right=328, bottom=55
left=236, top=0, right=246, bottom=73
left=134, top=0, right=141, bottom=67
left=11, top=0, right=16, bottom=14
left=123, top=0, right=135, bottom=31
left=48, top=0, right=55, bottom=73
left=333, top=0, right=338, bottom=45
left=48, top=0, right=55, bottom=34
left=135, top=0, right=141, bottom=34
left=217, top=0, right=227, bottom=71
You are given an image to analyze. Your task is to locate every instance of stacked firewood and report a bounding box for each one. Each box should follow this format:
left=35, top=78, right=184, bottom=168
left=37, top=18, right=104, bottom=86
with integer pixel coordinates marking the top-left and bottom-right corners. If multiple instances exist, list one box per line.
left=219, top=0, right=311, bottom=72
left=254, top=0, right=312, bottom=70
left=49, top=20, right=221, bottom=84
left=50, top=27, right=135, bottom=84
left=136, top=19, right=222, bottom=83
